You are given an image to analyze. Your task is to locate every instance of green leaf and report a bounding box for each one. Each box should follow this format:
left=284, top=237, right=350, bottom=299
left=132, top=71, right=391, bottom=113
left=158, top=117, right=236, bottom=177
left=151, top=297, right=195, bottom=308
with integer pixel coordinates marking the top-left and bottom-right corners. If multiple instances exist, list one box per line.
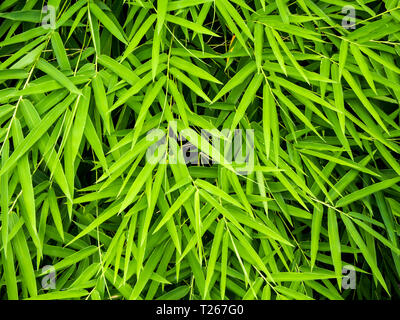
left=89, top=2, right=128, bottom=44
left=336, top=177, right=400, bottom=207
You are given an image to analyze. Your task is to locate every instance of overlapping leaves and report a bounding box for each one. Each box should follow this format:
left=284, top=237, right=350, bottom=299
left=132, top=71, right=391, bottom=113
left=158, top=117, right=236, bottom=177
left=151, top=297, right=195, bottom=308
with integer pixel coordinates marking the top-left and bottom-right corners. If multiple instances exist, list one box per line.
left=0, top=0, right=400, bottom=300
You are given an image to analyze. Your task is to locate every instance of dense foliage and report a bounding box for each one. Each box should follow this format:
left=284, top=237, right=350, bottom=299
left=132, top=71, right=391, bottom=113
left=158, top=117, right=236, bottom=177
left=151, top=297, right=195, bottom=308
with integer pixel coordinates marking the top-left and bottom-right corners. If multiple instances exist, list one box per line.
left=0, top=0, right=400, bottom=300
